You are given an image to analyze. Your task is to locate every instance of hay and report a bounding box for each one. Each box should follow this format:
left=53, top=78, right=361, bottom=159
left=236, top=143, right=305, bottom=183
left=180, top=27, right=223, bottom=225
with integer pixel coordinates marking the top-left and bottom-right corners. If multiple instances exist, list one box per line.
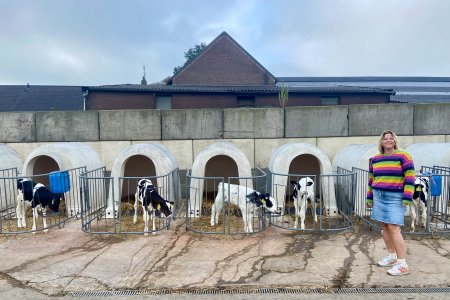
left=1, top=200, right=68, bottom=234
left=188, top=203, right=270, bottom=234
left=86, top=201, right=169, bottom=234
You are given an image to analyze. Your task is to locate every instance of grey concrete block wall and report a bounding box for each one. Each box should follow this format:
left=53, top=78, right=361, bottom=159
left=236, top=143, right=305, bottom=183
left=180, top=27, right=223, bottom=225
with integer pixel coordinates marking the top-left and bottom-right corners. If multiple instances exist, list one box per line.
left=349, top=104, right=414, bottom=136
left=285, top=106, right=348, bottom=137
left=223, top=108, right=284, bottom=138
left=161, top=109, right=223, bottom=140
left=414, top=104, right=450, bottom=135
left=0, top=112, right=35, bottom=142
left=36, top=111, right=99, bottom=142
left=99, top=110, right=161, bottom=141
left=3, top=103, right=450, bottom=144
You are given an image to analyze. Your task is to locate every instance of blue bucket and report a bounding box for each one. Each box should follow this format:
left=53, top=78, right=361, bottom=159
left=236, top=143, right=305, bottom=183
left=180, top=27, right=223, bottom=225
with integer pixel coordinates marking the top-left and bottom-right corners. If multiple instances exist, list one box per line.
left=49, top=170, right=71, bottom=193
left=429, top=175, right=442, bottom=196
left=423, top=172, right=442, bottom=197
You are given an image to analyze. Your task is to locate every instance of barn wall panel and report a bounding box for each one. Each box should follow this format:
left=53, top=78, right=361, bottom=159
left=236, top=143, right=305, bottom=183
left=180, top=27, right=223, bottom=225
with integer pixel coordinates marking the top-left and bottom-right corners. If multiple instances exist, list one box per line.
left=99, top=110, right=161, bottom=141
left=0, top=112, right=35, bottom=142
left=36, top=111, right=99, bottom=142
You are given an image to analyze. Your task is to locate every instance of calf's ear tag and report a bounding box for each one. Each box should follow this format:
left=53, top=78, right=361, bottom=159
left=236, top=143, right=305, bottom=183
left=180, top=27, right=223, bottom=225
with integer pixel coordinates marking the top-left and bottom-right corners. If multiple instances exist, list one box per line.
left=157, top=204, right=161, bottom=210
left=417, top=187, right=422, bottom=191
left=261, top=199, right=266, bottom=204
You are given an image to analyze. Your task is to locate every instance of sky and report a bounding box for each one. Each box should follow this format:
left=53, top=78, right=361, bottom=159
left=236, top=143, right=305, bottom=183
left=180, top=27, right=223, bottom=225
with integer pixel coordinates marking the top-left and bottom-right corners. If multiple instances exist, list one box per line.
left=1, top=0, right=450, bottom=86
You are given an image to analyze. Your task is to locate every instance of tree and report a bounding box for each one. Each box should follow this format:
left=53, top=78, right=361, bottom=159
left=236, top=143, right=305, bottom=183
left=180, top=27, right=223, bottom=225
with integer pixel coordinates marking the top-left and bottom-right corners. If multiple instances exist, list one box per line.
left=278, top=83, right=289, bottom=108
left=173, top=43, right=207, bottom=74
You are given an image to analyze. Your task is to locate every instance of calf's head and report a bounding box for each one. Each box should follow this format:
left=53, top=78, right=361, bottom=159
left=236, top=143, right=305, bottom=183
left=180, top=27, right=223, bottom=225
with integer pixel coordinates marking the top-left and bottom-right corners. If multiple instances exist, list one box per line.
left=290, top=177, right=314, bottom=199
left=143, top=183, right=174, bottom=218
left=413, top=177, right=429, bottom=200
left=48, top=195, right=62, bottom=212
left=17, top=178, right=29, bottom=192
left=246, top=192, right=277, bottom=213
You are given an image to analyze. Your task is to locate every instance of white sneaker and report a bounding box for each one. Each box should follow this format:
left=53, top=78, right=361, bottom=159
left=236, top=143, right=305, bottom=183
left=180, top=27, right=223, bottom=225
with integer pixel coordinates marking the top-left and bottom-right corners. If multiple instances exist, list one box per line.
left=387, top=263, right=410, bottom=276
left=377, top=255, right=397, bottom=267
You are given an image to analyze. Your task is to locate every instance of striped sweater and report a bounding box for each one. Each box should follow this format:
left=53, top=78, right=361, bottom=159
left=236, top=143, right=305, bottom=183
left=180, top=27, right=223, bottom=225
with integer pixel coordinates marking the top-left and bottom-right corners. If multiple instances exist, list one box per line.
left=366, top=150, right=415, bottom=205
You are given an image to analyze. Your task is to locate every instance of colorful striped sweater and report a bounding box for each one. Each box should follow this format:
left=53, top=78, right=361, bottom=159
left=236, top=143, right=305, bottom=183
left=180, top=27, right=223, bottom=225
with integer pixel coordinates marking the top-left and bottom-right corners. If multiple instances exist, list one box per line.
left=366, top=150, right=415, bottom=205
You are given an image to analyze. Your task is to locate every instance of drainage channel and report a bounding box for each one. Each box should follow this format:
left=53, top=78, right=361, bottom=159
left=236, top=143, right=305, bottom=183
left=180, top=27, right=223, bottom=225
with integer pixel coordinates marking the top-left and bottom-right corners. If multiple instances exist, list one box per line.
left=67, top=287, right=450, bottom=297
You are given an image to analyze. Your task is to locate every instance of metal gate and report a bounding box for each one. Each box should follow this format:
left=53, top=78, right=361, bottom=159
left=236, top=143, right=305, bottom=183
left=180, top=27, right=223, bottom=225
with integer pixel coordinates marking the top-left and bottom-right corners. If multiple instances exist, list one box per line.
left=80, top=167, right=180, bottom=235
left=269, top=168, right=354, bottom=232
left=185, top=168, right=271, bottom=235
left=0, top=166, right=86, bottom=235
left=420, top=166, right=450, bottom=234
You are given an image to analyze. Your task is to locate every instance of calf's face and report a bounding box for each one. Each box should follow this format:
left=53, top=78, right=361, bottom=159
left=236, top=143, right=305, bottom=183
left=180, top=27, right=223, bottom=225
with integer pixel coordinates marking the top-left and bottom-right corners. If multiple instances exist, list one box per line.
left=17, top=178, right=28, bottom=192
left=413, top=177, right=429, bottom=200
left=246, top=192, right=277, bottom=213
left=49, top=196, right=61, bottom=212
left=291, top=178, right=314, bottom=199
left=156, top=202, right=173, bottom=218
left=143, top=184, right=174, bottom=218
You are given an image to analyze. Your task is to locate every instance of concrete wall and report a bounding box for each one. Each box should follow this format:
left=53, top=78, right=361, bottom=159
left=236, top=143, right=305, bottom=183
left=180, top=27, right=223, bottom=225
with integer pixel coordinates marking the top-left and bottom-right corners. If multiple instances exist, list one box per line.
left=285, top=106, right=348, bottom=137
left=0, top=112, right=35, bottom=142
left=223, top=108, right=284, bottom=138
left=3, top=103, right=449, bottom=143
left=99, top=110, right=161, bottom=141
left=414, top=103, right=450, bottom=135
left=161, top=109, right=223, bottom=140
left=36, top=111, right=99, bottom=142
left=349, top=104, right=414, bottom=136
left=2, top=103, right=450, bottom=171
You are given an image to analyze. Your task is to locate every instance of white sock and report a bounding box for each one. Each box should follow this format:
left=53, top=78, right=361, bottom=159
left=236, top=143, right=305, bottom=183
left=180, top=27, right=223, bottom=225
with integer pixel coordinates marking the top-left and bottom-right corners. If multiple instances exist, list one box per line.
left=388, top=252, right=397, bottom=259
left=397, top=258, right=407, bottom=266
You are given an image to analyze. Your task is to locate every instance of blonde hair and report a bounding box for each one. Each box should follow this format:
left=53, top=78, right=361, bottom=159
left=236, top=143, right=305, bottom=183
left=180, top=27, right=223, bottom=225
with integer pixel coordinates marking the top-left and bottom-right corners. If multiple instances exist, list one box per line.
left=378, top=130, right=400, bottom=154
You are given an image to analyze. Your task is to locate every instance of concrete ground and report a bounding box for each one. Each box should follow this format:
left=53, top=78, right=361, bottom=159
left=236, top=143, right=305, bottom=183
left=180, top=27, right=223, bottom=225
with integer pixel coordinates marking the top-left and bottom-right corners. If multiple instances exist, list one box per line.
left=1, top=218, right=449, bottom=299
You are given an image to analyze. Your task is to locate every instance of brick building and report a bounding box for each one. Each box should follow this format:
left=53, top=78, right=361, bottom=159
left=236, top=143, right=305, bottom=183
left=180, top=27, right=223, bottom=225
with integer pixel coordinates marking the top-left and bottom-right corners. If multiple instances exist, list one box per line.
left=82, top=32, right=394, bottom=110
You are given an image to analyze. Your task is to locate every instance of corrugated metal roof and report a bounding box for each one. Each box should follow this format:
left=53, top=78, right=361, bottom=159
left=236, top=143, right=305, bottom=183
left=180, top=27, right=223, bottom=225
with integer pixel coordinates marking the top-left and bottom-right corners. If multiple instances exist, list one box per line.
left=0, top=85, right=84, bottom=112
left=277, top=77, right=450, bottom=103
left=84, top=83, right=393, bottom=94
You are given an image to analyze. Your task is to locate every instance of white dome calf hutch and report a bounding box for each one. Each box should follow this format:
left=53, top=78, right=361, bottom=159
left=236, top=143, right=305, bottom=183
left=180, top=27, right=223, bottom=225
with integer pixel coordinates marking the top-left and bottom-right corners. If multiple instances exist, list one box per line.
left=22, top=142, right=102, bottom=216
left=0, top=144, right=23, bottom=220
left=267, top=143, right=352, bottom=231
left=1, top=142, right=102, bottom=234
left=80, top=143, right=181, bottom=236
left=188, top=142, right=253, bottom=218
left=332, top=144, right=377, bottom=217
left=186, top=142, right=274, bottom=234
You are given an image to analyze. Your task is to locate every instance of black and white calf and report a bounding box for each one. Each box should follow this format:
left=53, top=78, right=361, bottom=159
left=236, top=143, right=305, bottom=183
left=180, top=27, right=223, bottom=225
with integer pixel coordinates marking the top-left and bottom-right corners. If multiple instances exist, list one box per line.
left=16, top=178, right=62, bottom=233
left=410, top=176, right=429, bottom=232
left=290, top=177, right=317, bottom=230
left=210, top=182, right=278, bottom=233
left=133, top=178, right=174, bottom=236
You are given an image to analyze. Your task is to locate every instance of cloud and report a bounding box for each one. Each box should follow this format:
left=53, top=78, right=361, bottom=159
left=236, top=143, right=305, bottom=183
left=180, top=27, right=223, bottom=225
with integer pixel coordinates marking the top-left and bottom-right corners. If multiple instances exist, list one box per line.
left=1, top=0, right=450, bottom=85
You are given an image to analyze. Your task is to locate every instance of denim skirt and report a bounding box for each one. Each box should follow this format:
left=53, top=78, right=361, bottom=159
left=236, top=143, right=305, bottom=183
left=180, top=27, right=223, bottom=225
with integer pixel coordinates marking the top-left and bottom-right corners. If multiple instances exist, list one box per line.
left=371, top=189, right=406, bottom=225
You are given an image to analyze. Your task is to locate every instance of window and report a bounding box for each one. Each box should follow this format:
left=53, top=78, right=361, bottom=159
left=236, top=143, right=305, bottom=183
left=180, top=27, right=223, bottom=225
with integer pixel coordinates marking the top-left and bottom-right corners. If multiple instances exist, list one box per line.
left=156, top=96, right=172, bottom=109
left=321, top=97, right=339, bottom=105
left=237, top=96, right=255, bottom=108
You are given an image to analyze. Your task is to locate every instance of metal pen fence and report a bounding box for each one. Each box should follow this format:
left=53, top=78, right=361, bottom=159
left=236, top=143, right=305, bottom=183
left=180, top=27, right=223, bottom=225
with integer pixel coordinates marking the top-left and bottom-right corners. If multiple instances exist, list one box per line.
left=420, top=166, right=450, bottom=234
left=352, top=165, right=450, bottom=236
left=185, top=168, right=271, bottom=235
left=0, top=168, right=19, bottom=230
left=80, top=167, right=180, bottom=236
left=268, top=169, right=354, bottom=232
left=80, top=167, right=111, bottom=234
left=0, top=166, right=86, bottom=235
left=351, top=167, right=377, bottom=229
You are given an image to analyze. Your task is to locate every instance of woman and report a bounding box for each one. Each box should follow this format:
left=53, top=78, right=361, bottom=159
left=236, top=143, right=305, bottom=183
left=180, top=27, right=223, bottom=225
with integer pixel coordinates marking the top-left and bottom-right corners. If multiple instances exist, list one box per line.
left=366, top=130, right=415, bottom=276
